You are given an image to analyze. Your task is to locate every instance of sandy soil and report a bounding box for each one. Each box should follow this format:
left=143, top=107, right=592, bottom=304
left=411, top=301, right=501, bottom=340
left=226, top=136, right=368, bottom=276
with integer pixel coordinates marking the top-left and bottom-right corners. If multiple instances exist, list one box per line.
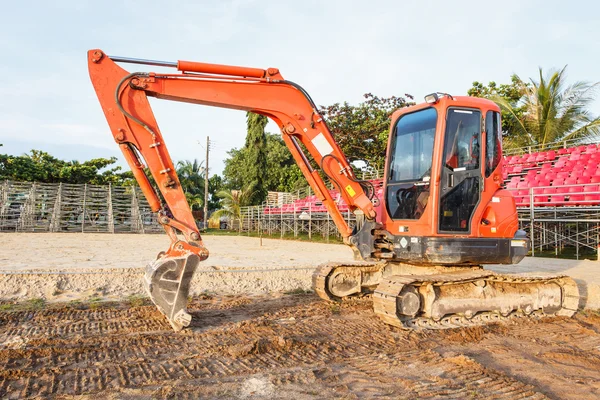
left=0, top=294, right=599, bottom=399
left=1, top=233, right=599, bottom=309
left=0, top=233, right=354, bottom=302
left=1, top=233, right=600, bottom=398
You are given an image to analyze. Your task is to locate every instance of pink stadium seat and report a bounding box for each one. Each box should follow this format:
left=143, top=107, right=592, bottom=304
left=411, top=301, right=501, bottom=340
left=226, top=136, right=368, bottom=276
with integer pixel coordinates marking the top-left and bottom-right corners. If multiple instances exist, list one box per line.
left=551, top=178, right=565, bottom=187
left=584, top=185, right=600, bottom=203
left=568, top=186, right=585, bottom=204
left=577, top=176, right=591, bottom=184
left=569, top=153, right=581, bottom=162
left=526, top=169, right=538, bottom=179
left=558, top=148, right=568, bottom=155
left=538, top=180, right=550, bottom=187
left=555, top=185, right=570, bottom=194
left=556, top=171, right=570, bottom=179
left=546, top=150, right=557, bottom=160
left=564, top=177, right=577, bottom=186
left=583, top=170, right=595, bottom=178
left=591, top=176, right=600, bottom=183
left=550, top=194, right=565, bottom=205
left=541, top=162, right=552, bottom=170
left=535, top=154, right=546, bottom=162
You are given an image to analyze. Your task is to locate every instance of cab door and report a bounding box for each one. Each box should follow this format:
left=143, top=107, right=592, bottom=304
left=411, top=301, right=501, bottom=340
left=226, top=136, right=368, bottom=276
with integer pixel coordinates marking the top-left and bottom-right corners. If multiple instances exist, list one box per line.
left=438, top=108, right=482, bottom=233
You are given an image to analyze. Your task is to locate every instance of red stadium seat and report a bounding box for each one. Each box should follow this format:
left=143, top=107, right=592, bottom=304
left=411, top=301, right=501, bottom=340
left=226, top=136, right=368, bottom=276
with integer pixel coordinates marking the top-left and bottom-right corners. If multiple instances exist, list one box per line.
left=551, top=178, right=565, bottom=187
left=568, top=186, right=585, bottom=204
left=564, top=177, right=577, bottom=186
left=577, top=176, right=591, bottom=184
left=556, top=171, right=570, bottom=179
left=550, top=195, right=566, bottom=205
left=569, top=153, right=581, bottom=162
left=558, top=148, right=568, bottom=155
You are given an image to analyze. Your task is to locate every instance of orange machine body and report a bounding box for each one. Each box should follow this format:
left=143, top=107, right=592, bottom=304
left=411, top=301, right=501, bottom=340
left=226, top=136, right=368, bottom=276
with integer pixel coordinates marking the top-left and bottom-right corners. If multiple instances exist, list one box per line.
left=380, top=97, right=519, bottom=240
left=88, top=49, right=527, bottom=267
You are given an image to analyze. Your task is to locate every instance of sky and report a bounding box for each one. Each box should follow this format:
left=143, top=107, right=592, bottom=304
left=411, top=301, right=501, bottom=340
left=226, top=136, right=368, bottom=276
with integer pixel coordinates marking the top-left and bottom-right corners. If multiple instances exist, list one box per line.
left=1, top=0, right=599, bottom=177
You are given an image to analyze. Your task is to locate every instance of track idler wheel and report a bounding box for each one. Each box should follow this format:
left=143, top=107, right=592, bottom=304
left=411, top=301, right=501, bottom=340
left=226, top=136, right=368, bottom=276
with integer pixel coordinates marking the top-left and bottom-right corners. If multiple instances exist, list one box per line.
left=144, top=252, right=200, bottom=331
left=312, top=262, right=385, bottom=301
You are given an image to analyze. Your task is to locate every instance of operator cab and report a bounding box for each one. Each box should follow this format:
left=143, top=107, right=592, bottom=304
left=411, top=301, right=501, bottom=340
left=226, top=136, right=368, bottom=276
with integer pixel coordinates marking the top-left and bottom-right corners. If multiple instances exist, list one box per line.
left=385, top=93, right=503, bottom=235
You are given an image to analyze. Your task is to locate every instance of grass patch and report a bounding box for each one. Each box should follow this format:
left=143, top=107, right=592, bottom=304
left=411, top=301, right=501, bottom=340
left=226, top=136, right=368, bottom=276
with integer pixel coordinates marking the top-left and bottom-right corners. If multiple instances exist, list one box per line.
left=26, top=298, right=46, bottom=310
left=284, top=288, right=312, bottom=295
left=67, top=300, right=85, bottom=310
left=0, top=303, right=14, bottom=312
left=87, top=296, right=103, bottom=310
left=127, top=294, right=147, bottom=307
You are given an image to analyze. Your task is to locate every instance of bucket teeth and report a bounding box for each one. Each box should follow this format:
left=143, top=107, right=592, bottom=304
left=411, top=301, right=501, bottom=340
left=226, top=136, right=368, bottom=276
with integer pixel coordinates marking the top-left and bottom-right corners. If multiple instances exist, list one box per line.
left=144, top=253, right=199, bottom=331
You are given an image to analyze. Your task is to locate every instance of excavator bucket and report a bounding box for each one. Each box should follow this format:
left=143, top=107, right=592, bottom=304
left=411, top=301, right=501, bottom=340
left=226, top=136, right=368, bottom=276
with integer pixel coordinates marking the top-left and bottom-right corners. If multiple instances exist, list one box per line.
left=143, top=253, right=199, bottom=331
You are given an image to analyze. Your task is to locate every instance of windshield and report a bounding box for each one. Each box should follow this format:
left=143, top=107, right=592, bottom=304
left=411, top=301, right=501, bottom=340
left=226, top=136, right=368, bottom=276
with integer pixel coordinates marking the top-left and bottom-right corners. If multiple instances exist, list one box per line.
left=388, top=107, right=437, bottom=182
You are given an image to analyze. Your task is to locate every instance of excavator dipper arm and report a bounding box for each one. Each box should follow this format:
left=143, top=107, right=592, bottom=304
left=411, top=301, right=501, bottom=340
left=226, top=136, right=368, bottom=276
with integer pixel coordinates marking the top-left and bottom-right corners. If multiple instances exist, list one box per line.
left=87, top=49, right=376, bottom=330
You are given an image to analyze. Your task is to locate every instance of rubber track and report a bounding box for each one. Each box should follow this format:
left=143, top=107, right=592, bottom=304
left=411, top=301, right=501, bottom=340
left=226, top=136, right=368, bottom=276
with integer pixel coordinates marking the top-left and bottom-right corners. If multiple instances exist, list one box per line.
left=373, top=271, right=579, bottom=329
left=312, top=261, right=384, bottom=301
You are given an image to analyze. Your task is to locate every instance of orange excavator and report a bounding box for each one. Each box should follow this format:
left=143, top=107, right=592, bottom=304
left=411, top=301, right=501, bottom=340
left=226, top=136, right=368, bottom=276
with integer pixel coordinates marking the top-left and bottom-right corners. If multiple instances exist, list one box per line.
left=88, top=49, right=579, bottom=331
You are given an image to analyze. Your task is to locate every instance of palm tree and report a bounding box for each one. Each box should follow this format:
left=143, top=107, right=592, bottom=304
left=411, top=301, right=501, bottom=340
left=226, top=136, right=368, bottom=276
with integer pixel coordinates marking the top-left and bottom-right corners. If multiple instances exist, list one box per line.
left=184, top=192, right=203, bottom=211
left=209, top=188, right=254, bottom=232
left=494, top=66, right=600, bottom=149
left=176, top=159, right=205, bottom=196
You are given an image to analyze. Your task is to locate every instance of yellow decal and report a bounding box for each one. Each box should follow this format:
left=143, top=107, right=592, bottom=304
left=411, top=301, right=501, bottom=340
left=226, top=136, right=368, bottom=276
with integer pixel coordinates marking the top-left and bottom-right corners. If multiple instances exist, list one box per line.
left=443, top=210, right=453, bottom=217
left=345, top=185, right=356, bottom=197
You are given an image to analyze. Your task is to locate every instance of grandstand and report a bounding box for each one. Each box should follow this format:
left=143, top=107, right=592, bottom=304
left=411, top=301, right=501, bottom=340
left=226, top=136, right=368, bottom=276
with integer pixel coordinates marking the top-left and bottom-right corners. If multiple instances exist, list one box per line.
left=248, top=140, right=600, bottom=259
left=2, top=139, right=600, bottom=259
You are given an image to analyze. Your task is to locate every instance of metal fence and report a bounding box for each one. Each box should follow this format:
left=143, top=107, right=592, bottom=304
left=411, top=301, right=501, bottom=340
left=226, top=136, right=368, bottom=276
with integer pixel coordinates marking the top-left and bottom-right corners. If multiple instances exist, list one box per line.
left=0, top=180, right=162, bottom=233
left=230, top=203, right=357, bottom=242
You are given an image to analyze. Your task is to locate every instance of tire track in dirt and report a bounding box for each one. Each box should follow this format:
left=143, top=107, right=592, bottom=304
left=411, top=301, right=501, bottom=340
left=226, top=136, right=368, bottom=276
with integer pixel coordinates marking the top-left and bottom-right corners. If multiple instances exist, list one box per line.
left=0, top=294, right=598, bottom=399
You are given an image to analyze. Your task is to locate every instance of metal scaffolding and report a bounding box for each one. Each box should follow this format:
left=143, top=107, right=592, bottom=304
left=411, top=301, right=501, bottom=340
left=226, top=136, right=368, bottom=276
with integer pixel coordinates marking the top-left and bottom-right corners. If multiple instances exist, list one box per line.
left=0, top=180, right=162, bottom=233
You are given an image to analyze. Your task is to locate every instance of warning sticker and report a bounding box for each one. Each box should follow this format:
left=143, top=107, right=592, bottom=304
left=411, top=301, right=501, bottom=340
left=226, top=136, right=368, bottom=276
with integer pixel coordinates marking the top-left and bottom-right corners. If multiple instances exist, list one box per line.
left=345, top=185, right=356, bottom=197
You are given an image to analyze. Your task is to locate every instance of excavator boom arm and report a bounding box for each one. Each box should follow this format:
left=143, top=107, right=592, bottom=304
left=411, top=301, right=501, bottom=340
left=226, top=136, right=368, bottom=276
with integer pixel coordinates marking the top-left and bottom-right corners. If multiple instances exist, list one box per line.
left=88, top=49, right=375, bottom=241
left=87, top=49, right=376, bottom=330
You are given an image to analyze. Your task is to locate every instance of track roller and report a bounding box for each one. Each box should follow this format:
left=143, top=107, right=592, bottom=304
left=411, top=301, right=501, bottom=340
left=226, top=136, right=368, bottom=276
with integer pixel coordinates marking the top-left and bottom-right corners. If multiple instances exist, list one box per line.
left=312, top=262, right=385, bottom=301
left=373, top=270, right=580, bottom=329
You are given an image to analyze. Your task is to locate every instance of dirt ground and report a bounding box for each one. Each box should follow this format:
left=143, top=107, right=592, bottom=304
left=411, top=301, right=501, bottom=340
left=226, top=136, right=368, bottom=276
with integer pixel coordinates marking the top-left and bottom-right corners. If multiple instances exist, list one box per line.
left=0, top=233, right=354, bottom=302
left=0, top=294, right=599, bottom=399
left=1, top=233, right=600, bottom=399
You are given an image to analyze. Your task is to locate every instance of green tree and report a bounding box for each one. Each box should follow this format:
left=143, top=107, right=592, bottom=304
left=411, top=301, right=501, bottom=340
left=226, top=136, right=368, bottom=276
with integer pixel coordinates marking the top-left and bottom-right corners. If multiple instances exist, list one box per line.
left=207, top=174, right=224, bottom=211
left=222, top=133, right=303, bottom=193
left=243, top=112, right=268, bottom=205
left=470, top=66, right=600, bottom=149
left=209, top=187, right=254, bottom=231
left=468, top=75, right=528, bottom=140
left=0, top=150, right=133, bottom=185
left=319, top=93, right=414, bottom=170
left=176, top=159, right=205, bottom=210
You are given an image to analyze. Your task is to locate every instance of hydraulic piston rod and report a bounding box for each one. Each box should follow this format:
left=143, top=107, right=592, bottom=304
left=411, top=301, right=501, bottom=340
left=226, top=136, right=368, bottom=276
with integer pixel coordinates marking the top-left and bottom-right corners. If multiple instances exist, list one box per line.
left=108, top=55, right=178, bottom=68
left=108, top=54, right=269, bottom=78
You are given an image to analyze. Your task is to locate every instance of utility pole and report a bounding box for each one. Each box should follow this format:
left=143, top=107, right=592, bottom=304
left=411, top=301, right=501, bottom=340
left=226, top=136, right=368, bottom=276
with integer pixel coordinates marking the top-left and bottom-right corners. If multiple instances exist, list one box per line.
left=204, top=136, right=210, bottom=230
